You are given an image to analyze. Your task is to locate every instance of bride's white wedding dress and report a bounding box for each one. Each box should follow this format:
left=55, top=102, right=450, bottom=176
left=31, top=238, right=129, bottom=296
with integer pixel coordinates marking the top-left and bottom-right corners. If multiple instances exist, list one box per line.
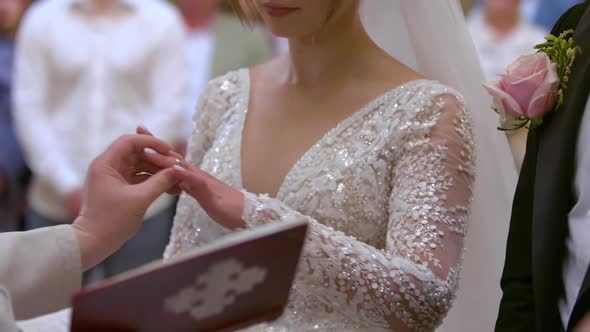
left=165, top=69, right=475, bottom=331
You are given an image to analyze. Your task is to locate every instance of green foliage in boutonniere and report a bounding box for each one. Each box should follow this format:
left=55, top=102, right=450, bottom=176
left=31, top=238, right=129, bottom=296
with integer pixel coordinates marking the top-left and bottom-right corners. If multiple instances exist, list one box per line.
left=535, top=30, right=581, bottom=110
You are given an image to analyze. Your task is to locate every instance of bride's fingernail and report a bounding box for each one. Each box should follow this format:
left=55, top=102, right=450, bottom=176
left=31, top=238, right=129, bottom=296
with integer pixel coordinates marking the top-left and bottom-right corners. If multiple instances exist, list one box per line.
left=169, top=151, right=184, bottom=159
left=173, top=164, right=186, bottom=171
left=144, top=148, right=158, bottom=155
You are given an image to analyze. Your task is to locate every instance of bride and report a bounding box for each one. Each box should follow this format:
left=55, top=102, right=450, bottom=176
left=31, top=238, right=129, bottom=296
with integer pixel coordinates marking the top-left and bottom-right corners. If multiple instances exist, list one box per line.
left=160, top=0, right=517, bottom=331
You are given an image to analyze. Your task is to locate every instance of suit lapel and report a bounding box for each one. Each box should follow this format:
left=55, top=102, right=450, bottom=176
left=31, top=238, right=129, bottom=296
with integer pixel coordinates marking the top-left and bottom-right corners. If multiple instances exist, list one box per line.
left=533, top=5, right=590, bottom=330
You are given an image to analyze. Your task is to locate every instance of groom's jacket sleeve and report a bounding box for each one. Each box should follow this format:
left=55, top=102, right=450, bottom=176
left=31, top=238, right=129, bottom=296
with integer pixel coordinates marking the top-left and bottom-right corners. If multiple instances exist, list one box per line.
left=496, top=129, right=539, bottom=332
left=0, top=225, right=81, bottom=320
left=496, top=4, right=588, bottom=331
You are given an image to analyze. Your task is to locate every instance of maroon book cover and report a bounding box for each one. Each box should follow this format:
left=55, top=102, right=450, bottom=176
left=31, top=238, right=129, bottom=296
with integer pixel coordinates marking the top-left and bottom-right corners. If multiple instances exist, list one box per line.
left=70, top=221, right=308, bottom=332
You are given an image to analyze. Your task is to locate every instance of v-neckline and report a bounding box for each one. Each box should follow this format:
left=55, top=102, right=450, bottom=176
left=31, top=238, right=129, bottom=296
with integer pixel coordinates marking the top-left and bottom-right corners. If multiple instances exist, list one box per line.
left=236, top=68, right=431, bottom=199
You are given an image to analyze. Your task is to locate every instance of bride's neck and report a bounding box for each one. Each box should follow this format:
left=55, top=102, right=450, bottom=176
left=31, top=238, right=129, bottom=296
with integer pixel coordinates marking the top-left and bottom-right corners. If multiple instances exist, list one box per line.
left=284, top=14, right=376, bottom=87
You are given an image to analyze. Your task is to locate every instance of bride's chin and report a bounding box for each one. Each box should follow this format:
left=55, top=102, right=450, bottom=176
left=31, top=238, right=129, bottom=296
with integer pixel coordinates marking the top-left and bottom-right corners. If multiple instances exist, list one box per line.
left=266, top=28, right=305, bottom=40
left=264, top=21, right=321, bottom=40
left=268, top=31, right=325, bottom=45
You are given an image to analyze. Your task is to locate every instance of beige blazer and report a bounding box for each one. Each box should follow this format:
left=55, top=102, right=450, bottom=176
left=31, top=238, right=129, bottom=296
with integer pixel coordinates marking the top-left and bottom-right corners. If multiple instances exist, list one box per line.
left=0, top=225, right=81, bottom=331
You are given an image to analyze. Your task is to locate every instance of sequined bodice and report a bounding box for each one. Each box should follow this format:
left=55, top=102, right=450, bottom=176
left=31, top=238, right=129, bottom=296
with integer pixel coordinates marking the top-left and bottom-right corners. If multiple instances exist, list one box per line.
left=165, top=69, right=475, bottom=331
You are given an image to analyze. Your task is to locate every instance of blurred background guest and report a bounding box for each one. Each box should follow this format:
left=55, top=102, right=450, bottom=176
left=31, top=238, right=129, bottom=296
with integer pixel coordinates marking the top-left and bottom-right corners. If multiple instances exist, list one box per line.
left=173, top=0, right=272, bottom=142
left=467, top=0, right=546, bottom=171
left=0, top=0, right=30, bottom=233
left=468, top=0, right=546, bottom=82
left=471, top=0, right=583, bottom=31
left=12, top=0, right=188, bottom=281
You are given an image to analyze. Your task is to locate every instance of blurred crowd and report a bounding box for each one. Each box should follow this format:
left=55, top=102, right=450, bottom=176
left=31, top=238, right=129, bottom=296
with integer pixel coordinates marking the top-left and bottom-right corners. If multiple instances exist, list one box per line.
left=0, top=0, right=582, bottom=283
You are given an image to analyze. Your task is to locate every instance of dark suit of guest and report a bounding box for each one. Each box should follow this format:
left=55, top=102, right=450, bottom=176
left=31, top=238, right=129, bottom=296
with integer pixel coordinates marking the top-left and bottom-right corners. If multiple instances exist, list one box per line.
left=496, top=1, right=590, bottom=331
left=0, top=34, right=27, bottom=232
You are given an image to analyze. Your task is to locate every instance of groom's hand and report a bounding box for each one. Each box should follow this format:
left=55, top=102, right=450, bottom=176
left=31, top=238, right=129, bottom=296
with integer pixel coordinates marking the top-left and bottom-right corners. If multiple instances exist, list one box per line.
left=65, top=189, right=83, bottom=219
left=73, top=132, right=179, bottom=271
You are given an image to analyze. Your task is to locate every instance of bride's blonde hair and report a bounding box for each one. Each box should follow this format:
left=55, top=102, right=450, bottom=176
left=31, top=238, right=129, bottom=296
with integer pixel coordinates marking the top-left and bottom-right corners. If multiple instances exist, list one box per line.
left=228, top=0, right=262, bottom=26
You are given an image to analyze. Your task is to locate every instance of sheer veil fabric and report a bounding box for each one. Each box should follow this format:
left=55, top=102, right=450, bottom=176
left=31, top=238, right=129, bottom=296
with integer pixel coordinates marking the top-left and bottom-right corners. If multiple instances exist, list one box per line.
left=360, top=1, right=518, bottom=330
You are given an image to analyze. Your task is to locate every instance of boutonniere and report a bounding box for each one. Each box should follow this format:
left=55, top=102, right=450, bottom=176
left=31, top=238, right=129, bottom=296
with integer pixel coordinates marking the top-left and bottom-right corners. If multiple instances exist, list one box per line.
left=483, top=30, right=581, bottom=130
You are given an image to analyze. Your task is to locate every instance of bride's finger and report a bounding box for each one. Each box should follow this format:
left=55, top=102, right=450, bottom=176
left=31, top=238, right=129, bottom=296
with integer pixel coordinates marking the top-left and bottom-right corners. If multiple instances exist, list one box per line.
left=172, top=166, right=209, bottom=194
left=131, top=172, right=182, bottom=196
left=144, top=150, right=181, bottom=167
left=142, top=150, right=217, bottom=195
left=168, top=150, right=185, bottom=160
left=144, top=151, right=191, bottom=172
left=142, top=149, right=214, bottom=195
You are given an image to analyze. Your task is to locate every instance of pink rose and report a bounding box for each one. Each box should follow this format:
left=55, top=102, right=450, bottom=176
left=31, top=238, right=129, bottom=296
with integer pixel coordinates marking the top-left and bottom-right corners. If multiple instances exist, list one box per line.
left=483, top=53, right=560, bottom=119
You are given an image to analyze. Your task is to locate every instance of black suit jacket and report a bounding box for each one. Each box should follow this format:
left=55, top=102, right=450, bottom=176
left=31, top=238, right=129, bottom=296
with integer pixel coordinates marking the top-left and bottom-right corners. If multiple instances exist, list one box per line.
left=496, top=2, right=590, bottom=331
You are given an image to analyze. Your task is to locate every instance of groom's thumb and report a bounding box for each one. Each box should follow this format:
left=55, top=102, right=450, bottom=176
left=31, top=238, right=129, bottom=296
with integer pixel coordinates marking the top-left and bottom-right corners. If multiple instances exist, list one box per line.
left=136, top=168, right=178, bottom=202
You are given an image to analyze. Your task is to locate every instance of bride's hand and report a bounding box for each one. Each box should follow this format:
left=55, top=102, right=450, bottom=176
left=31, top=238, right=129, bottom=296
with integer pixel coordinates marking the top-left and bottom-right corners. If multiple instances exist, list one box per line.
left=137, top=126, right=246, bottom=229
left=174, top=165, right=246, bottom=230
left=139, top=145, right=245, bottom=230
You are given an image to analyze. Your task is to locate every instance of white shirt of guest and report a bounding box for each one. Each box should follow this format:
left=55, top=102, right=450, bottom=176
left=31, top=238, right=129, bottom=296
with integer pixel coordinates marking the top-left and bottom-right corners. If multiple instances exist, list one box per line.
left=520, top=0, right=540, bottom=23
left=561, top=97, right=590, bottom=328
left=183, top=28, right=214, bottom=137
left=468, top=11, right=548, bottom=81
left=13, top=0, right=188, bottom=219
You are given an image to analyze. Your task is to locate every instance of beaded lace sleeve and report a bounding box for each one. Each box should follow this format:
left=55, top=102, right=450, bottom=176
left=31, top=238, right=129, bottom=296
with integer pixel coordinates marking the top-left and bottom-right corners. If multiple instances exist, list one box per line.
left=241, top=95, right=475, bottom=331
left=184, top=76, right=235, bottom=166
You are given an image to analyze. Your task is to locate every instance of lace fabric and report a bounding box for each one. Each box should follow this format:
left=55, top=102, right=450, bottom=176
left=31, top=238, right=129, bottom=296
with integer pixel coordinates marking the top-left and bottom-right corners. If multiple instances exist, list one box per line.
left=165, top=69, right=475, bottom=331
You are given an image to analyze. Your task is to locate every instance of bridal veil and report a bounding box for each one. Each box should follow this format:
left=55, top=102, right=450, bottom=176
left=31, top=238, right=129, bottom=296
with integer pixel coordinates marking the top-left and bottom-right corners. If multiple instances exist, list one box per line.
left=360, top=1, right=519, bottom=330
